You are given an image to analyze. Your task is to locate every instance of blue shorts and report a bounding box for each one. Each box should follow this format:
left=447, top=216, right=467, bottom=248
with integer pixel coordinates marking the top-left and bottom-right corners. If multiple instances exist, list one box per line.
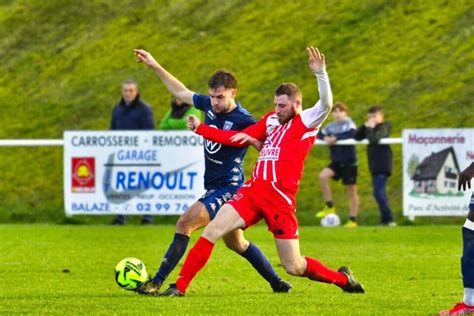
left=198, top=185, right=239, bottom=219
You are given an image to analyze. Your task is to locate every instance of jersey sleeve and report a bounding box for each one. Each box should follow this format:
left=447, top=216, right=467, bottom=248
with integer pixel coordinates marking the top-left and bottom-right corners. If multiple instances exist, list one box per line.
left=300, top=69, right=333, bottom=129
left=195, top=113, right=269, bottom=148
left=353, top=125, right=367, bottom=141
left=196, top=124, right=244, bottom=147
left=192, top=93, right=211, bottom=111
left=366, top=121, right=391, bottom=144
left=239, top=114, right=268, bottom=140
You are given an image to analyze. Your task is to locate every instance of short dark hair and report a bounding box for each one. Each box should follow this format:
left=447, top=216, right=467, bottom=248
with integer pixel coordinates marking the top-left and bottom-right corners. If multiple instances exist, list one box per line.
left=332, top=101, right=348, bottom=113
left=274, top=83, right=302, bottom=101
left=208, top=70, right=237, bottom=89
left=122, top=79, right=138, bottom=86
left=368, top=105, right=383, bottom=114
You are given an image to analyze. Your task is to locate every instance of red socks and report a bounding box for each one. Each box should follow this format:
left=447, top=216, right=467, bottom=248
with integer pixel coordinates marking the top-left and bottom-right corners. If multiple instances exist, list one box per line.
left=175, top=237, right=215, bottom=293
left=174, top=239, right=347, bottom=293
left=303, top=256, right=348, bottom=288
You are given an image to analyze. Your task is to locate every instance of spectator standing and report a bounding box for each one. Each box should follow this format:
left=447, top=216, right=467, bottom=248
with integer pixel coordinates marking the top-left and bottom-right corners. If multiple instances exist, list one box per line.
left=159, top=96, right=201, bottom=130
left=316, top=102, right=359, bottom=228
left=354, top=105, right=395, bottom=226
left=111, top=79, right=155, bottom=225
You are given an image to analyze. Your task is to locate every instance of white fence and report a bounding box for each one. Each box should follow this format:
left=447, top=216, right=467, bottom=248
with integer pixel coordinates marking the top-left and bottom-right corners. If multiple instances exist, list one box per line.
left=0, top=138, right=403, bottom=147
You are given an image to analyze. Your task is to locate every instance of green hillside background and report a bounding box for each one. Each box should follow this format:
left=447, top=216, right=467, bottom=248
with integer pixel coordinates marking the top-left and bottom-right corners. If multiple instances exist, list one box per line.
left=0, top=0, right=472, bottom=224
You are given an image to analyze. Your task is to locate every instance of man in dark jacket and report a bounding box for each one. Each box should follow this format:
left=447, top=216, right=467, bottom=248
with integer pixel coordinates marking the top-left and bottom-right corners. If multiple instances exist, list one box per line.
left=354, top=105, right=395, bottom=226
left=111, top=79, right=155, bottom=225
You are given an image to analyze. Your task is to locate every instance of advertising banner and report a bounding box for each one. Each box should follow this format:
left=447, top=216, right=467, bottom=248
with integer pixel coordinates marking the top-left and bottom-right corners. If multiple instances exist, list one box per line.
left=403, top=129, right=474, bottom=217
left=64, top=131, right=205, bottom=216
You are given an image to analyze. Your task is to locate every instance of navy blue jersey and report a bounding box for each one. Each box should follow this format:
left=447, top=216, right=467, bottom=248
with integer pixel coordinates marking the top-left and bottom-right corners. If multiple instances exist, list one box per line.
left=193, top=93, right=256, bottom=190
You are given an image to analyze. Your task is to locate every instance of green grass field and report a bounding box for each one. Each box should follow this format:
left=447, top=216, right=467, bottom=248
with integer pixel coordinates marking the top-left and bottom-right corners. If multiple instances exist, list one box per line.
left=0, top=1, right=472, bottom=223
left=0, top=224, right=464, bottom=315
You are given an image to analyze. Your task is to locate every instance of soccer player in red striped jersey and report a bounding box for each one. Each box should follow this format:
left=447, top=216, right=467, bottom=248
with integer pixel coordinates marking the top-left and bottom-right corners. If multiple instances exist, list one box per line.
left=160, top=47, right=365, bottom=296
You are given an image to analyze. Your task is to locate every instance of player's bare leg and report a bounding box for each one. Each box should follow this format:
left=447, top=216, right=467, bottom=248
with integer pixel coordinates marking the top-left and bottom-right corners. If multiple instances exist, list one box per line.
left=223, top=229, right=292, bottom=293
left=344, top=184, right=359, bottom=228
left=319, top=167, right=334, bottom=203
left=222, top=228, right=249, bottom=253
left=316, top=167, right=336, bottom=218
left=175, top=201, right=211, bottom=235
left=275, top=238, right=365, bottom=293
left=136, top=201, right=210, bottom=295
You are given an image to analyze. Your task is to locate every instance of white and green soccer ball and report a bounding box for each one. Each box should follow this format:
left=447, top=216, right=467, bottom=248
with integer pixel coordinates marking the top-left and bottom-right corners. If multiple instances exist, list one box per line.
left=114, top=257, right=148, bottom=290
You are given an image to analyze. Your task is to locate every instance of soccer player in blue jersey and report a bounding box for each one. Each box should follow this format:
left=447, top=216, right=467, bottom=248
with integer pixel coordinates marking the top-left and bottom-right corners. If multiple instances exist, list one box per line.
left=132, top=49, right=291, bottom=295
left=440, top=162, right=474, bottom=315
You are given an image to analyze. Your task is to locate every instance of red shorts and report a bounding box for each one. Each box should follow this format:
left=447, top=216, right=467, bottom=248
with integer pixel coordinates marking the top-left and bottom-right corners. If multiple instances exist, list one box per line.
left=228, top=179, right=299, bottom=239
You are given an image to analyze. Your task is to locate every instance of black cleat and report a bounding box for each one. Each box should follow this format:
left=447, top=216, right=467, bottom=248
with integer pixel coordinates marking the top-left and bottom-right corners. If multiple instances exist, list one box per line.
left=134, top=280, right=162, bottom=296
left=111, top=218, right=125, bottom=225
left=271, top=279, right=292, bottom=293
left=338, top=266, right=365, bottom=293
left=159, top=284, right=184, bottom=297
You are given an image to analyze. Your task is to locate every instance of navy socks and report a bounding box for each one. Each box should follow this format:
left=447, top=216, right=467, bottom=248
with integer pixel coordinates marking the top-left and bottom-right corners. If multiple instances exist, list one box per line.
left=153, top=233, right=190, bottom=284
left=462, top=224, right=474, bottom=289
left=241, top=243, right=280, bottom=285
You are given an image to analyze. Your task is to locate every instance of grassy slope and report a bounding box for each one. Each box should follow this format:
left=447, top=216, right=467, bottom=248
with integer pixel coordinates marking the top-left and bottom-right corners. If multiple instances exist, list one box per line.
left=0, top=225, right=464, bottom=315
left=0, top=0, right=472, bottom=223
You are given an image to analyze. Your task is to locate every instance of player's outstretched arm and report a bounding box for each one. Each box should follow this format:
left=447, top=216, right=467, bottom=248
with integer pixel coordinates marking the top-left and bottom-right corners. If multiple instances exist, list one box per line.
left=189, top=115, right=266, bottom=149
left=301, top=47, right=333, bottom=129
left=134, top=49, right=194, bottom=105
left=458, top=162, right=474, bottom=191
left=188, top=115, right=244, bottom=147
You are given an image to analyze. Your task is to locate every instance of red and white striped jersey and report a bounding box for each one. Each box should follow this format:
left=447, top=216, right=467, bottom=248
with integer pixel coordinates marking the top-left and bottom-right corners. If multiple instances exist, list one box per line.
left=196, top=70, right=332, bottom=198
left=250, top=112, right=318, bottom=193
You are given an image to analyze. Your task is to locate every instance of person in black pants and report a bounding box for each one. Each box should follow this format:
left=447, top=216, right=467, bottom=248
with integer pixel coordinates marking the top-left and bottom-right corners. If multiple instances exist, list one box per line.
left=354, top=105, right=396, bottom=226
left=110, top=79, right=155, bottom=225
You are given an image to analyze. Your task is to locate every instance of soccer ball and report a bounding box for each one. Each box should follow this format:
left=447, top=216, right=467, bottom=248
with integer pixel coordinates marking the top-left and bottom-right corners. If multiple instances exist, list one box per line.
left=320, top=213, right=341, bottom=227
left=114, top=257, right=148, bottom=290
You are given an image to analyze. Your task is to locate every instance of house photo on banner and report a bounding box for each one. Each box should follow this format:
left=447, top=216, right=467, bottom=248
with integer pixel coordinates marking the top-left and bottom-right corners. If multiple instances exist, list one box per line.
left=403, top=129, right=474, bottom=217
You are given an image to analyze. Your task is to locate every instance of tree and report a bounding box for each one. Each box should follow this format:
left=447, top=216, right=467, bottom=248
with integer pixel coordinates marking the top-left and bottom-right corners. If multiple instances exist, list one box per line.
left=407, top=154, right=420, bottom=178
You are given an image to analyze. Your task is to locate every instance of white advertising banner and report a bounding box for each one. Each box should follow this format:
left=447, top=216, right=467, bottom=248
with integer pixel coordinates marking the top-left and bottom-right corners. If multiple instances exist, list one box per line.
left=403, top=128, right=474, bottom=217
left=64, top=131, right=205, bottom=216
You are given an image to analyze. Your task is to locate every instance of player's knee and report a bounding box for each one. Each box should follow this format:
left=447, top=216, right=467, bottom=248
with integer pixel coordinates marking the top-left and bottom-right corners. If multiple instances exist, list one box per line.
left=202, top=222, right=223, bottom=243
left=319, top=172, right=328, bottom=181
left=282, top=261, right=305, bottom=276
left=175, top=217, right=193, bottom=235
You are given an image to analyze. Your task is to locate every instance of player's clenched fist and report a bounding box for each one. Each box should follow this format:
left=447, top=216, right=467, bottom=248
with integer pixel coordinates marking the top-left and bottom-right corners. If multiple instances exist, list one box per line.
left=187, top=115, right=201, bottom=132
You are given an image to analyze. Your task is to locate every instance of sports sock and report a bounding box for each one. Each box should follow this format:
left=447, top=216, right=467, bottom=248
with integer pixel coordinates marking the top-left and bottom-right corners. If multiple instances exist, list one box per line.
left=326, top=201, right=334, bottom=208
left=175, top=236, right=214, bottom=293
left=240, top=243, right=280, bottom=286
left=464, top=288, right=474, bottom=307
left=462, top=219, right=474, bottom=305
left=153, top=233, right=190, bottom=284
left=303, top=256, right=347, bottom=288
